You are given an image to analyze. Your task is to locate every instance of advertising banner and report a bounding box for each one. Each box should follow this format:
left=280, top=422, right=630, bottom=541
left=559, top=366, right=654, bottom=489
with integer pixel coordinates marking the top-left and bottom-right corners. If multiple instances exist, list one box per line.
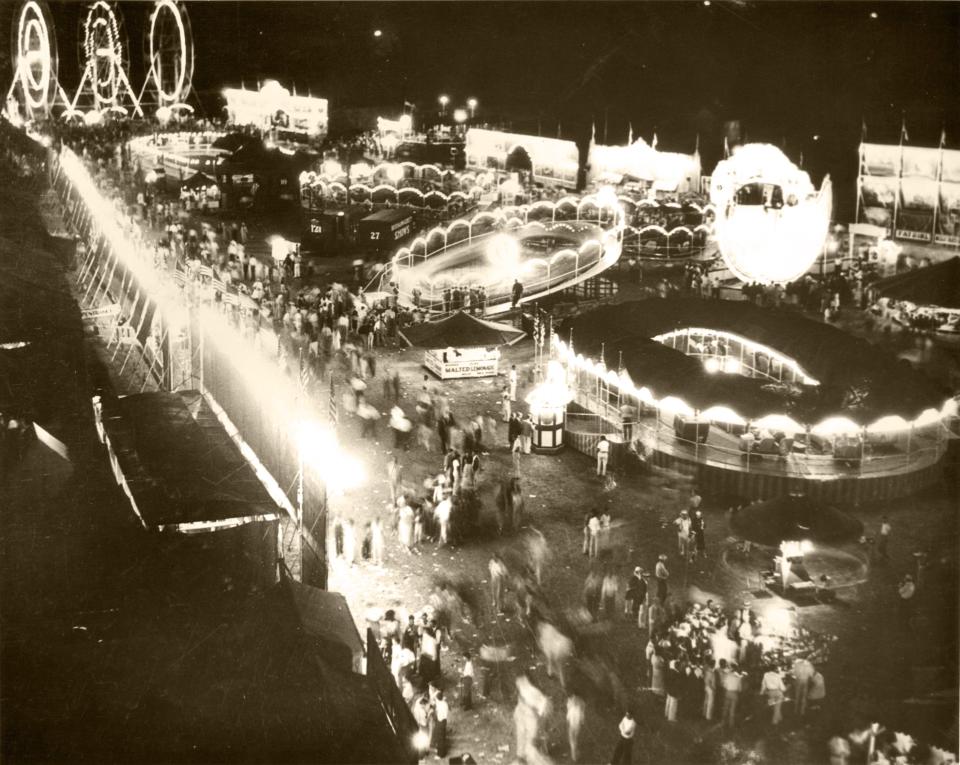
left=937, top=182, right=960, bottom=241
left=900, top=178, right=938, bottom=210
left=901, top=147, right=940, bottom=179
left=940, top=150, right=960, bottom=183
left=424, top=351, right=499, bottom=379
left=859, top=176, right=898, bottom=227
left=861, top=144, right=901, bottom=177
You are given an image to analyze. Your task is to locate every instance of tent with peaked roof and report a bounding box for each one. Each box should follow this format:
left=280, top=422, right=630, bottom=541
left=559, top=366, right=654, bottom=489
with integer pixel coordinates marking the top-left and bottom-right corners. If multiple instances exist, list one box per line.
left=400, top=311, right=525, bottom=379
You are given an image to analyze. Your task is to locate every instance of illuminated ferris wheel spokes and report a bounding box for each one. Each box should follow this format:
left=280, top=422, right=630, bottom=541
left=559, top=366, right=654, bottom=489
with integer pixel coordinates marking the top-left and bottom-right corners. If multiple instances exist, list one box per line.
left=144, top=0, right=194, bottom=108
left=5, top=0, right=67, bottom=119
left=70, top=1, right=142, bottom=118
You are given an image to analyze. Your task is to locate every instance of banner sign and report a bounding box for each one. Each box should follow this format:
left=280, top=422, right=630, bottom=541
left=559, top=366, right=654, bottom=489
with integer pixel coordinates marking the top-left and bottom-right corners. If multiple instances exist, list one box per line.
left=938, top=182, right=960, bottom=237
left=81, top=303, right=121, bottom=320
left=901, top=147, right=940, bottom=179
left=424, top=351, right=499, bottom=379
left=941, top=150, right=960, bottom=183
left=861, top=176, right=898, bottom=206
left=895, top=228, right=933, bottom=242
left=900, top=178, right=938, bottom=210
left=861, top=144, right=901, bottom=176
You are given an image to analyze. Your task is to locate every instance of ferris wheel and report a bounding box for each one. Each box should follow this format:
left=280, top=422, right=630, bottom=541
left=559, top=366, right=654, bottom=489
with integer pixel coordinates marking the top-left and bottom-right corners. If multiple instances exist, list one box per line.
left=69, top=1, right=142, bottom=118
left=141, top=0, right=194, bottom=110
left=5, top=1, right=68, bottom=120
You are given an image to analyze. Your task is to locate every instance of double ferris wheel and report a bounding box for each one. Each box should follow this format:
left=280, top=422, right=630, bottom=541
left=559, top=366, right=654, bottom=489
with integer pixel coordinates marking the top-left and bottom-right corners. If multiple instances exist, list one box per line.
left=5, top=0, right=195, bottom=122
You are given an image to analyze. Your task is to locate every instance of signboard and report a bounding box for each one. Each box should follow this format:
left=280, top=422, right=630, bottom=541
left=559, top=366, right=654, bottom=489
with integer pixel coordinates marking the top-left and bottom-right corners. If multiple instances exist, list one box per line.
left=895, top=229, right=933, bottom=243
left=81, top=303, right=121, bottom=320
left=934, top=234, right=960, bottom=247
left=424, top=350, right=499, bottom=379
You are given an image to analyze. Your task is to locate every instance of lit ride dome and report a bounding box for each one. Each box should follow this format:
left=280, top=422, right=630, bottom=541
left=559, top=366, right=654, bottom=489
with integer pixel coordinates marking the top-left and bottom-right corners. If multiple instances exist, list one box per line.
left=711, top=144, right=832, bottom=285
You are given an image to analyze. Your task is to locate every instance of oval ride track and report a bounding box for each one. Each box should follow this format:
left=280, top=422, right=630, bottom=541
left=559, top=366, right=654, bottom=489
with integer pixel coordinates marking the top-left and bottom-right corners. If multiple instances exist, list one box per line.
left=393, top=219, right=621, bottom=315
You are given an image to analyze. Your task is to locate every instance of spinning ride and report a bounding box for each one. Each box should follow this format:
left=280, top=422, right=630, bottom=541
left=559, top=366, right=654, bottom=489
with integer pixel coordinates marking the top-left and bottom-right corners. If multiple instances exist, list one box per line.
left=385, top=191, right=625, bottom=315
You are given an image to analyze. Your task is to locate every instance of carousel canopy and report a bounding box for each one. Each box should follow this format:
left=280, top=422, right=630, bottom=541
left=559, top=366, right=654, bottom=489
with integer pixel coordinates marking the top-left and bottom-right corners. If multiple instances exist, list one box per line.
left=869, top=257, right=960, bottom=309
left=400, top=311, right=525, bottom=349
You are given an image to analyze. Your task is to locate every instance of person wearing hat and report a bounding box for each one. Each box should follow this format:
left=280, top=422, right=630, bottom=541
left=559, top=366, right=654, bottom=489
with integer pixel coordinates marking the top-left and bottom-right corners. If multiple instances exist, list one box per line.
left=655, top=554, right=670, bottom=605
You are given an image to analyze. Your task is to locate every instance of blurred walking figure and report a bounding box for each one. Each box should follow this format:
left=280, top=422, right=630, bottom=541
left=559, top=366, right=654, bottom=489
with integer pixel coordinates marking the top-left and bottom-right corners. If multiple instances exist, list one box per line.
left=601, top=568, right=620, bottom=620
left=566, top=694, right=585, bottom=763
left=509, top=364, right=518, bottom=402
left=387, top=456, right=402, bottom=504
left=370, top=517, right=384, bottom=565
left=514, top=675, right=549, bottom=764
left=525, top=527, right=548, bottom=584
left=489, top=553, right=508, bottom=614
left=537, top=621, right=573, bottom=687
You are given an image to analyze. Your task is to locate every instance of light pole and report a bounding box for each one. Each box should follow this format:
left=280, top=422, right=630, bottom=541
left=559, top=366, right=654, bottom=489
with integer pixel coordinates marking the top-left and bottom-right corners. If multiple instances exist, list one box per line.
left=467, top=98, right=478, bottom=121
left=438, top=95, right=449, bottom=120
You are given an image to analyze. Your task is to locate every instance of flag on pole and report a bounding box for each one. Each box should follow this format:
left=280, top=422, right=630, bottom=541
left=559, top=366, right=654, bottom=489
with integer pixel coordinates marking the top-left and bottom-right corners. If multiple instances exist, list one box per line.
left=212, top=277, right=226, bottom=294
left=900, top=116, right=909, bottom=145
left=627, top=122, right=634, bottom=145
left=652, top=132, right=659, bottom=149
left=939, top=125, right=947, bottom=150
left=860, top=117, right=867, bottom=145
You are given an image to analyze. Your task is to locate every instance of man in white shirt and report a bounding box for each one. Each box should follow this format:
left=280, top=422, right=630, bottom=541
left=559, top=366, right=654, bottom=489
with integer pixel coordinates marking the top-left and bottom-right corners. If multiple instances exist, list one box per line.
left=509, top=364, right=518, bottom=402
left=596, top=435, right=610, bottom=476
left=611, top=710, right=636, bottom=764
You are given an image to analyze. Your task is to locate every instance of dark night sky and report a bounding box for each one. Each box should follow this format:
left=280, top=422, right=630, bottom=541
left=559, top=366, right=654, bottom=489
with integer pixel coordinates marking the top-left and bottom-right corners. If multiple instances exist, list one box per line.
left=4, top=2, right=960, bottom=216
